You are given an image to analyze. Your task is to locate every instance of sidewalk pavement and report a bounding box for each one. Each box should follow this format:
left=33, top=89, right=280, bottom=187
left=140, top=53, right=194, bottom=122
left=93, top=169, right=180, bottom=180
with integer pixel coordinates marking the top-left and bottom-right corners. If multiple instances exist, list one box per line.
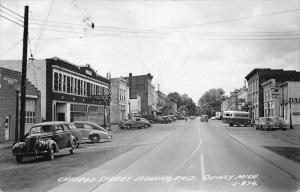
left=221, top=123, right=300, bottom=180
left=0, top=141, right=13, bottom=149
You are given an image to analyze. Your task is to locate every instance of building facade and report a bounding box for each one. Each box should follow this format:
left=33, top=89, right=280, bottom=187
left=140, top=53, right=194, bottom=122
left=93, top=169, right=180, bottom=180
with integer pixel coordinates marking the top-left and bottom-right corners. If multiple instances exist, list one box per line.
left=279, top=81, right=300, bottom=126
left=0, top=57, right=110, bottom=126
left=129, top=94, right=141, bottom=117
left=245, top=68, right=300, bottom=119
left=261, top=79, right=280, bottom=117
left=0, top=67, right=41, bottom=142
left=110, top=77, right=129, bottom=123
left=126, top=73, right=155, bottom=116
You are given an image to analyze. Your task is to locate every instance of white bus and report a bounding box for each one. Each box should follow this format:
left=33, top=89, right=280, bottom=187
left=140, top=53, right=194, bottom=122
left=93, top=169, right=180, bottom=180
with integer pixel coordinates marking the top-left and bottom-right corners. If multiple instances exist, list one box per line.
left=222, top=111, right=251, bottom=127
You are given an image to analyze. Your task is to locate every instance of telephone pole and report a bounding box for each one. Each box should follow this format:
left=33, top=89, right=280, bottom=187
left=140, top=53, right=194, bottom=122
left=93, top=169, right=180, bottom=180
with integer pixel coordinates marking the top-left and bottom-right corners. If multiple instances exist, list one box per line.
left=19, top=5, right=29, bottom=141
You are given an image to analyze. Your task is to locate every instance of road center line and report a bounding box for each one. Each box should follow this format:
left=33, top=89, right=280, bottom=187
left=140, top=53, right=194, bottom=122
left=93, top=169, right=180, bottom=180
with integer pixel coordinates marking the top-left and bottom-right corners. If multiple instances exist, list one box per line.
left=201, top=153, right=206, bottom=178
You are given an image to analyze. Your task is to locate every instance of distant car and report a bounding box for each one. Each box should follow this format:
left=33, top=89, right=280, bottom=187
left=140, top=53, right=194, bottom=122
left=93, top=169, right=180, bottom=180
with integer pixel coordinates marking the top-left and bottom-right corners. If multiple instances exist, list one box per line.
left=200, top=115, right=208, bottom=122
left=119, top=117, right=151, bottom=129
left=190, top=116, right=196, bottom=120
left=12, top=121, right=76, bottom=163
left=210, top=116, right=217, bottom=120
left=162, top=116, right=173, bottom=123
left=72, top=121, right=112, bottom=143
left=254, top=117, right=287, bottom=131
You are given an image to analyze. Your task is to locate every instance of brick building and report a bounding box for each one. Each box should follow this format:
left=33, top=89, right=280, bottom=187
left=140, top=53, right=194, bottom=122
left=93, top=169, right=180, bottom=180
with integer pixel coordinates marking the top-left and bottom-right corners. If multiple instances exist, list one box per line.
left=126, top=73, right=156, bottom=115
left=0, top=67, right=41, bottom=142
left=245, top=68, right=300, bottom=119
left=0, top=57, right=110, bottom=126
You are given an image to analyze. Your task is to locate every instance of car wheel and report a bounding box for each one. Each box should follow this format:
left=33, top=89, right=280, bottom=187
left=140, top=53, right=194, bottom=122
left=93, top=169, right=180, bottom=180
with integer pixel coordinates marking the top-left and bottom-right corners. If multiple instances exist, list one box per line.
left=16, top=155, right=23, bottom=164
left=46, top=145, right=55, bottom=161
left=91, top=135, right=100, bottom=143
left=70, top=140, right=76, bottom=154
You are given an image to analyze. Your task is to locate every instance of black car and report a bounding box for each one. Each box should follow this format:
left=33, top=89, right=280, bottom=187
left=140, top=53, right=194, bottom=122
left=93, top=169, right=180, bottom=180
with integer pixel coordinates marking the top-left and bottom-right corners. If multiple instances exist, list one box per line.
left=12, top=121, right=76, bottom=163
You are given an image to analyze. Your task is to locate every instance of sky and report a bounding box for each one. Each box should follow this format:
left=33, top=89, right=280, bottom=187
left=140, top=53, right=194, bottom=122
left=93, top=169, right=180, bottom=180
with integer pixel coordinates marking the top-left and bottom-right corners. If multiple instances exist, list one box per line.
left=0, top=0, right=300, bottom=103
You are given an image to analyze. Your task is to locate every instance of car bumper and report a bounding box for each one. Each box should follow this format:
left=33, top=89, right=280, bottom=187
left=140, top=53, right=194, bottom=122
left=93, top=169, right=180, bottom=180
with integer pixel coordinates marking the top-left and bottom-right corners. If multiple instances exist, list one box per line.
left=13, top=150, right=48, bottom=157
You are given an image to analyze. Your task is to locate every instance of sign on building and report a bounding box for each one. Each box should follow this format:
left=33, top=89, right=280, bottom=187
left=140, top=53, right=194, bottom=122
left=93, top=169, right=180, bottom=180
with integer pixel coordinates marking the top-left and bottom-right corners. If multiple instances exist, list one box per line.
left=271, top=88, right=281, bottom=99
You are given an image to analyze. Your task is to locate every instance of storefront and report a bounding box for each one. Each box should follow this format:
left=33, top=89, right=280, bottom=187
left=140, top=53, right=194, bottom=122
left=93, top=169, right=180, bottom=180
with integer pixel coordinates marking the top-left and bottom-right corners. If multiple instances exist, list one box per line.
left=279, top=82, right=300, bottom=127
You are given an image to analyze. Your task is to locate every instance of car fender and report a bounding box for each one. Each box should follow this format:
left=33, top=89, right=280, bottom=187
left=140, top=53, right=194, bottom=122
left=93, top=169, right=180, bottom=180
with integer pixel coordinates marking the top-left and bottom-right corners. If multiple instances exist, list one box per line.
left=88, top=130, right=102, bottom=138
left=46, top=140, right=59, bottom=153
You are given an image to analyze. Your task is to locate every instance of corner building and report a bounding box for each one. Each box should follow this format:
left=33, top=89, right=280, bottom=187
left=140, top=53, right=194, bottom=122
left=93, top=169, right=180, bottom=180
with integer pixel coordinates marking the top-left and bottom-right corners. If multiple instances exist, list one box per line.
left=0, top=57, right=110, bottom=125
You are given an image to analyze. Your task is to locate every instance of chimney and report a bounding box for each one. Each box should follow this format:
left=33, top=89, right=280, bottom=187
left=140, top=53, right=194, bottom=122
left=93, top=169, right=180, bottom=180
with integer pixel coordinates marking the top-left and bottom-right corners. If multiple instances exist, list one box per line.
left=129, top=73, right=132, bottom=99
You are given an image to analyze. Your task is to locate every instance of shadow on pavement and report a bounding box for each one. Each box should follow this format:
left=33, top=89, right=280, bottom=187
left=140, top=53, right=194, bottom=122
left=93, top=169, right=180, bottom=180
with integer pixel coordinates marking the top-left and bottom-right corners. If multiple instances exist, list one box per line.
left=263, top=146, right=300, bottom=164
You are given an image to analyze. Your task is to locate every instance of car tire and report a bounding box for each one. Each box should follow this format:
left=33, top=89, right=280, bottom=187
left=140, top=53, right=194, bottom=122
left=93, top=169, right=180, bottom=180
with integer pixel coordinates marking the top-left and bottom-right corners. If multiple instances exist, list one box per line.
left=46, top=145, right=55, bottom=161
left=16, top=155, right=23, bottom=164
left=70, top=139, right=76, bottom=154
left=91, top=135, right=100, bottom=143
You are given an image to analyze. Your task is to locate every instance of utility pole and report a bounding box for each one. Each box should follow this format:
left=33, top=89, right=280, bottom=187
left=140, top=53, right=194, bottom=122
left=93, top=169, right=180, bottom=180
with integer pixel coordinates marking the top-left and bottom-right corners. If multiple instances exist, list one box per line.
left=19, top=5, right=29, bottom=141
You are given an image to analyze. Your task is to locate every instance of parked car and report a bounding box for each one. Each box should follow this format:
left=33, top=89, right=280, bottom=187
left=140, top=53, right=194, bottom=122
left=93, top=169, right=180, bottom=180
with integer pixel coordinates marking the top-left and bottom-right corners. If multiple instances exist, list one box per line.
left=200, top=115, right=208, bottom=122
left=143, top=116, right=165, bottom=124
left=190, top=116, right=196, bottom=120
left=162, top=116, right=173, bottom=123
left=210, top=116, right=217, bottom=120
left=254, top=117, right=287, bottom=131
left=119, top=117, right=151, bottom=129
left=12, top=121, right=76, bottom=163
left=66, top=122, right=85, bottom=148
left=72, top=121, right=112, bottom=143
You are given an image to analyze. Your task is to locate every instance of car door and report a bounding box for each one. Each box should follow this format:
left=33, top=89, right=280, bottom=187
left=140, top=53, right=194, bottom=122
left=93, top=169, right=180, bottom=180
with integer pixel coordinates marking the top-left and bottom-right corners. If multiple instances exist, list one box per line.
left=63, top=124, right=73, bottom=147
left=68, top=123, right=83, bottom=142
left=54, top=124, right=67, bottom=149
left=74, top=123, right=89, bottom=140
left=134, top=118, right=142, bottom=127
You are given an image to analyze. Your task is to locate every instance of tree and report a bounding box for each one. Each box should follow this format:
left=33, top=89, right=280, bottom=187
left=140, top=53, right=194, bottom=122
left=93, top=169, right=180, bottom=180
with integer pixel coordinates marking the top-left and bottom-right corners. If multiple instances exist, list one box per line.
left=166, top=92, right=182, bottom=107
left=198, top=88, right=225, bottom=117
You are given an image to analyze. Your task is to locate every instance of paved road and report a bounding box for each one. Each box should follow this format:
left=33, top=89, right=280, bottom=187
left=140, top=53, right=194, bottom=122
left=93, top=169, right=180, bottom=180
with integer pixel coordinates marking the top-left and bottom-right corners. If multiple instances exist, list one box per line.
left=52, top=118, right=300, bottom=192
left=1, top=119, right=299, bottom=192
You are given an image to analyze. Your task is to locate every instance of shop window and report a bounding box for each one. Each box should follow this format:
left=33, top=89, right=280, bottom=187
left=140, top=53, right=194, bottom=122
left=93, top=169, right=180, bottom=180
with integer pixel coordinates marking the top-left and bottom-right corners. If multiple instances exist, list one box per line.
left=25, top=99, right=36, bottom=124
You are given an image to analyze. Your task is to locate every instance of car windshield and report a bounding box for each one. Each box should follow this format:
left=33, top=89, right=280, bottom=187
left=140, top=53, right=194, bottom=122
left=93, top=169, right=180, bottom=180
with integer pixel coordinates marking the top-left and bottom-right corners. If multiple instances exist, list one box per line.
left=30, top=125, right=53, bottom=134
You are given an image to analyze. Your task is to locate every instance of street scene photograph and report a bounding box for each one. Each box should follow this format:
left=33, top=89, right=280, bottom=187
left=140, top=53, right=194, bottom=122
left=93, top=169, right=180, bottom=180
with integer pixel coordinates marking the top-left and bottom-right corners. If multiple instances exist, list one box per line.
left=0, top=0, right=300, bottom=191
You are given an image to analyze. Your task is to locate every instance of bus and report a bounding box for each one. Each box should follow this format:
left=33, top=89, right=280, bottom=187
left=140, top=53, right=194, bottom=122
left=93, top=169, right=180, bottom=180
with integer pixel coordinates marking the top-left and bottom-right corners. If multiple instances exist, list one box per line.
left=215, top=112, right=223, bottom=120
left=222, top=111, right=251, bottom=127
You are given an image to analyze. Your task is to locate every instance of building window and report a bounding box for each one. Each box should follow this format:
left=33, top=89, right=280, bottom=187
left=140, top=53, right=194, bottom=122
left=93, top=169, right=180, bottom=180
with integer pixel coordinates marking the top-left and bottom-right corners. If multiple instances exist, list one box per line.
left=53, top=72, right=58, bottom=91
left=84, top=81, right=87, bottom=96
left=58, top=73, right=62, bottom=92
left=74, top=79, right=78, bottom=95
left=70, top=77, right=74, bottom=94
left=78, top=79, right=81, bottom=95
left=25, top=99, right=36, bottom=123
left=67, top=76, right=70, bottom=93
left=62, top=75, right=66, bottom=92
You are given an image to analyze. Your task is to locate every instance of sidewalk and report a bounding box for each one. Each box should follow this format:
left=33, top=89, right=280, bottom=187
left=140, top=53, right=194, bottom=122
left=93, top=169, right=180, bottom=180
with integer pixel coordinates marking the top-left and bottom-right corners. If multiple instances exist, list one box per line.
left=219, top=122, right=300, bottom=180
left=0, top=141, right=13, bottom=149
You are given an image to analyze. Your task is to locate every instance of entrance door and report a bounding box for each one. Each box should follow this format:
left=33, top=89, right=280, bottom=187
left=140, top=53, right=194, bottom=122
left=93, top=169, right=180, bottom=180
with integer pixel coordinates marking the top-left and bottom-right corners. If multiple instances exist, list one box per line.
left=57, top=113, right=65, bottom=121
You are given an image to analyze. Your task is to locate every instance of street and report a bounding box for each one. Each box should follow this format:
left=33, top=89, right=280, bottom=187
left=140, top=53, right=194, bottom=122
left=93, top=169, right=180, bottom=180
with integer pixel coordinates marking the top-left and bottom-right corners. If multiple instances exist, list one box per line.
left=0, top=119, right=299, bottom=192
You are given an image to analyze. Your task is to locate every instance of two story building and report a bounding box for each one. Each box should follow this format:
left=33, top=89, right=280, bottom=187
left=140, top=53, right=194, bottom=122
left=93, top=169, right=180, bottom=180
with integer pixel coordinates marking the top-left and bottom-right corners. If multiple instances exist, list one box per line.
left=0, top=57, right=110, bottom=126
left=110, top=77, right=129, bottom=123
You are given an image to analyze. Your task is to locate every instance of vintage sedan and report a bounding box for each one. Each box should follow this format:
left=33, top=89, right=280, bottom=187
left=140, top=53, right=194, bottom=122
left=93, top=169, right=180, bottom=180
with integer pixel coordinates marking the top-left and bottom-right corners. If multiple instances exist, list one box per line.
left=72, top=121, right=112, bottom=143
left=119, top=117, right=151, bottom=129
left=254, top=116, right=287, bottom=131
left=12, top=121, right=76, bottom=163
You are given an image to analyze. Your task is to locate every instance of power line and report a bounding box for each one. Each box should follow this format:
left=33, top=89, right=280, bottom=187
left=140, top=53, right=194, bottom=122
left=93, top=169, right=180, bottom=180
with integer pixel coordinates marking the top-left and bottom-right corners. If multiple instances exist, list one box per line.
left=0, top=39, right=23, bottom=56
left=29, top=8, right=300, bottom=33
left=0, top=14, right=23, bottom=27
left=0, top=4, right=23, bottom=18
left=0, top=9, right=24, bottom=23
